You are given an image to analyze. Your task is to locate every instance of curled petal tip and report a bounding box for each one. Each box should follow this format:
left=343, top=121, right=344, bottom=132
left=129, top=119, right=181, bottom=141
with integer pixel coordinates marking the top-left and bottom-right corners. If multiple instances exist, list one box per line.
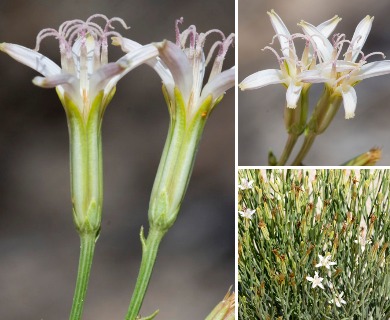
left=153, top=40, right=168, bottom=52
left=268, top=9, right=278, bottom=15
left=32, top=76, right=44, bottom=87
left=111, top=36, right=121, bottom=46
left=117, top=59, right=129, bottom=68
left=331, top=15, right=342, bottom=23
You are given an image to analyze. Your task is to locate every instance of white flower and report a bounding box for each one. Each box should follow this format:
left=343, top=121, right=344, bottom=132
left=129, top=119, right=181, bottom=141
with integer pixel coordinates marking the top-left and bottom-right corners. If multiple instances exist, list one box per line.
left=238, top=208, right=256, bottom=219
left=306, top=271, right=324, bottom=289
left=238, top=178, right=254, bottom=190
left=315, top=254, right=337, bottom=269
left=299, top=15, right=390, bottom=119
left=0, top=14, right=158, bottom=118
left=330, top=291, right=347, bottom=307
left=113, top=19, right=234, bottom=228
left=354, top=216, right=371, bottom=252
left=240, top=10, right=340, bottom=109
left=114, top=18, right=234, bottom=121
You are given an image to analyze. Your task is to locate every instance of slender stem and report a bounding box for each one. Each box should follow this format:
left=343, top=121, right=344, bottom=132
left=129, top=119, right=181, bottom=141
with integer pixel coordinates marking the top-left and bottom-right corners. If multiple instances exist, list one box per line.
left=277, top=134, right=298, bottom=165
left=69, top=233, right=96, bottom=320
left=291, top=133, right=316, bottom=166
left=125, top=227, right=166, bottom=320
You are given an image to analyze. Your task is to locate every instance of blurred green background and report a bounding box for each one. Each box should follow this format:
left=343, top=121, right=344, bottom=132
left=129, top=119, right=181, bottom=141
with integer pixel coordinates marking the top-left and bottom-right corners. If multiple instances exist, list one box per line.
left=239, top=0, right=390, bottom=165
left=0, top=0, right=234, bottom=319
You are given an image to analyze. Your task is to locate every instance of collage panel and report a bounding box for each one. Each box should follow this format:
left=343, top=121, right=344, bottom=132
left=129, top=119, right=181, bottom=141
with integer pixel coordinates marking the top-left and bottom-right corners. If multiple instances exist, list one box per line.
left=238, top=169, right=390, bottom=319
left=2, top=0, right=390, bottom=319
left=0, top=1, right=234, bottom=319
left=238, top=1, right=390, bottom=165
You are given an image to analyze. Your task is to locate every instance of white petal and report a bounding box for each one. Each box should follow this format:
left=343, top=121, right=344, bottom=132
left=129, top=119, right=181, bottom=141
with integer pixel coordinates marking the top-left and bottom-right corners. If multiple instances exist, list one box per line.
left=322, top=61, right=359, bottom=73
left=299, top=21, right=334, bottom=62
left=113, top=43, right=159, bottom=82
left=357, top=60, right=390, bottom=80
left=104, top=44, right=159, bottom=95
left=267, top=10, right=292, bottom=57
left=240, top=69, right=283, bottom=90
left=33, top=74, right=79, bottom=101
left=154, top=40, right=193, bottom=103
left=337, top=62, right=359, bottom=73
left=117, top=44, right=159, bottom=70
left=113, top=37, right=174, bottom=96
left=112, top=36, right=142, bottom=52
left=299, top=70, right=329, bottom=83
left=341, top=85, right=357, bottom=119
left=316, top=15, right=342, bottom=38
left=0, top=43, right=61, bottom=76
left=72, top=35, right=96, bottom=75
left=349, top=16, right=374, bottom=62
left=90, top=63, right=126, bottom=95
left=200, top=67, right=234, bottom=104
left=286, top=83, right=303, bottom=108
left=306, top=276, right=314, bottom=281
left=32, top=73, right=77, bottom=89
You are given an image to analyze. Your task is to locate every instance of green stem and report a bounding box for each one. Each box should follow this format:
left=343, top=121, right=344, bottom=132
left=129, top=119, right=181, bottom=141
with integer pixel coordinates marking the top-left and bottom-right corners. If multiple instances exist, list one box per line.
left=125, top=227, right=166, bottom=320
left=69, top=233, right=96, bottom=320
left=277, top=134, right=298, bottom=165
left=279, top=86, right=309, bottom=166
left=291, top=133, right=316, bottom=166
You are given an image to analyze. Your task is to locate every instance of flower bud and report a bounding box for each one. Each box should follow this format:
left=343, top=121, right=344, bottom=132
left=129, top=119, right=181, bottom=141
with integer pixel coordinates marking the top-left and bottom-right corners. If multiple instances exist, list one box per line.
left=342, top=147, right=382, bottom=166
left=205, top=290, right=235, bottom=320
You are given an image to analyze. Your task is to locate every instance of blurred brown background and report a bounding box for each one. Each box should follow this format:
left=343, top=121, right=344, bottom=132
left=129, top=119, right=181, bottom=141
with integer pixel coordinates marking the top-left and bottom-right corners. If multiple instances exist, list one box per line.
left=0, top=0, right=234, bottom=319
left=239, top=0, right=390, bottom=165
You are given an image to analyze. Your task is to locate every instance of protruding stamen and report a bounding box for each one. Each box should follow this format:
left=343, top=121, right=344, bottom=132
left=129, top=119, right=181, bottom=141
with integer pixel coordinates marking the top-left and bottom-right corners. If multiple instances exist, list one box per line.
left=263, top=46, right=283, bottom=63
left=270, top=33, right=291, bottom=46
left=203, top=28, right=226, bottom=40
left=175, top=17, right=184, bottom=46
left=208, top=33, right=234, bottom=81
left=58, top=19, right=84, bottom=35
left=35, top=28, right=62, bottom=51
left=345, top=34, right=362, bottom=60
left=205, top=41, right=222, bottom=67
left=179, top=25, right=197, bottom=52
left=360, top=51, right=386, bottom=62
left=332, top=33, right=346, bottom=46
left=333, top=39, right=351, bottom=61
left=335, top=72, right=352, bottom=86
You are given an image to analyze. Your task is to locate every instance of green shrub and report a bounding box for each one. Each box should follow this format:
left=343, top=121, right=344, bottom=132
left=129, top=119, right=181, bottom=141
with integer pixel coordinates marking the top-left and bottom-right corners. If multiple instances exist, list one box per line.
left=238, top=169, right=389, bottom=320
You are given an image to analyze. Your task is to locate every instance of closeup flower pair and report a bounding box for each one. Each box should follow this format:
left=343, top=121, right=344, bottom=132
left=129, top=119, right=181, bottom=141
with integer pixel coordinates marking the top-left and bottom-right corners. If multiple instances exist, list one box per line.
left=0, top=15, right=234, bottom=233
left=240, top=10, right=390, bottom=119
left=0, top=14, right=235, bottom=124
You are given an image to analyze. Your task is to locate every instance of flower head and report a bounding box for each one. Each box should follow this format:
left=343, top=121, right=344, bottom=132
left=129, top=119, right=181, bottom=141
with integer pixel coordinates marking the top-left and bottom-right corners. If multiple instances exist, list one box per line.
left=114, top=18, right=235, bottom=121
left=0, top=14, right=158, bottom=119
left=113, top=19, right=234, bottom=231
left=315, top=254, right=337, bottom=269
left=238, top=208, right=256, bottom=219
left=158, top=18, right=235, bottom=119
left=330, top=291, right=347, bottom=307
left=299, top=15, right=390, bottom=119
left=240, top=10, right=341, bottom=109
left=306, top=271, right=324, bottom=289
left=238, top=178, right=254, bottom=190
